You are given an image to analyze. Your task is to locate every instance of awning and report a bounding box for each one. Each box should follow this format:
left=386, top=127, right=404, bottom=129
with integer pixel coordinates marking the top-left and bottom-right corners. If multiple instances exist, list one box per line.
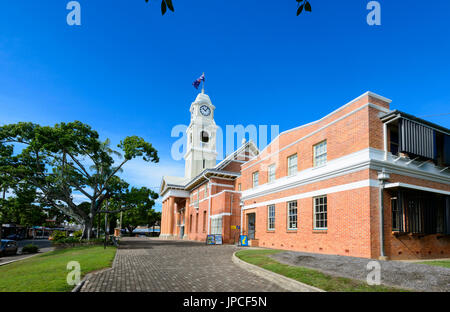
left=384, top=182, right=450, bottom=196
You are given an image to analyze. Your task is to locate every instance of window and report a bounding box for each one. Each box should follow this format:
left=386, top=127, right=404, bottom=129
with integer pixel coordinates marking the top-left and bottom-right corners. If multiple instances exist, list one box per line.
left=204, top=185, right=208, bottom=197
left=252, top=171, right=259, bottom=188
left=203, top=211, right=207, bottom=232
left=391, top=197, right=401, bottom=231
left=195, top=213, right=199, bottom=232
left=268, top=205, right=275, bottom=230
left=287, top=154, right=298, bottom=176
left=189, top=214, right=193, bottom=232
left=238, top=183, right=241, bottom=191
left=268, top=164, right=276, bottom=183
left=211, top=217, right=222, bottom=235
left=194, top=190, right=199, bottom=208
left=287, top=201, right=298, bottom=230
left=314, top=196, right=327, bottom=230
left=201, top=131, right=209, bottom=143
left=314, top=141, right=327, bottom=167
left=389, top=129, right=399, bottom=156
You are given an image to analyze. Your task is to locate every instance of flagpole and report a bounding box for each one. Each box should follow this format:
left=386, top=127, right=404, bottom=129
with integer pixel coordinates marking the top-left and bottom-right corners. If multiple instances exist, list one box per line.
left=202, top=72, right=205, bottom=94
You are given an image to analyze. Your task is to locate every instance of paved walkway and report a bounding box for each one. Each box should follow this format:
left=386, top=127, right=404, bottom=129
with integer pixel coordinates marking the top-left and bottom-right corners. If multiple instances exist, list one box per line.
left=271, top=251, right=450, bottom=292
left=81, top=238, right=286, bottom=292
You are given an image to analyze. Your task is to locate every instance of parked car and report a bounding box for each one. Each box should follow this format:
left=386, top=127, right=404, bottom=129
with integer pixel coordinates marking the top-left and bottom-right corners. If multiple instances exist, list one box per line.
left=0, top=239, right=18, bottom=256
left=6, top=233, right=24, bottom=241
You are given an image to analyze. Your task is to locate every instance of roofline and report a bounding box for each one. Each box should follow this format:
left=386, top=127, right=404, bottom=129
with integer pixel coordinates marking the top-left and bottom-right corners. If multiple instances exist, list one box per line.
left=160, top=168, right=240, bottom=196
left=242, top=91, right=392, bottom=168
left=215, top=140, right=259, bottom=170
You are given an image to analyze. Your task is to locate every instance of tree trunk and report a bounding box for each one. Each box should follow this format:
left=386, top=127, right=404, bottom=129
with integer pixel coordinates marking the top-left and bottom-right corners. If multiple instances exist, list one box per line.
left=97, top=213, right=100, bottom=239
left=83, top=218, right=94, bottom=240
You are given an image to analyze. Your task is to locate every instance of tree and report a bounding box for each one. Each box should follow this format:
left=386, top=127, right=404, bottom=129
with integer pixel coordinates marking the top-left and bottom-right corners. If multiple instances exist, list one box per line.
left=1, top=183, right=46, bottom=228
left=109, top=187, right=158, bottom=235
left=0, top=121, right=159, bottom=239
left=0, top=143, right=16, bottom=241
left=145, top=0, right=312, bottom=16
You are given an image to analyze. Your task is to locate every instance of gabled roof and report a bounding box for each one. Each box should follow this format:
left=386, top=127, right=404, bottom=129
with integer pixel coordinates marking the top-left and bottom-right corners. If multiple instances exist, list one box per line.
left=160, top=141, right=259, bottom=196
left=215, top=140, right=259, bottom=170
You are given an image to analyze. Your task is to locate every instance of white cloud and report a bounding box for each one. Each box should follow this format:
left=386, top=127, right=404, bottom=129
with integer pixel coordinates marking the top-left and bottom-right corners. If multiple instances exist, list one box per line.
left=118, top=158, right=184, bottom=189
left=72, top=193, right=90, bottom=205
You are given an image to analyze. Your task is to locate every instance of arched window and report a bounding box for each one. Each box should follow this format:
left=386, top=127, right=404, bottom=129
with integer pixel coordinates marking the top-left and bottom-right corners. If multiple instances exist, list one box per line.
left=200, top=131, right=209, bottom=143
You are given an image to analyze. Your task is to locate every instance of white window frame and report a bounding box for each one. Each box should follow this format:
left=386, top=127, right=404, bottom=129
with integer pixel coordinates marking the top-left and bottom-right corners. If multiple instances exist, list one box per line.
left=252, top=171, right=259, bottom=188
left=204, top=184, right=208, bottom=197
left=287, top=201, right=298, bottom=230
left=314, top=195, right=327, bottom=230
left=287, top=154, right=298, bottom=176
left=210, top=216, right=223, bottom=235
left=267, top=205, right=275, bottom=230
left=268, top=164, right=276, bottom=183
left=313, top=140, right=327, bottom=167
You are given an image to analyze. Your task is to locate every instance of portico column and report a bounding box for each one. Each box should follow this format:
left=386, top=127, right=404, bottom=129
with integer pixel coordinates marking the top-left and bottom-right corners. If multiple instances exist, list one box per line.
left=168, top=197, right=175, bottom=236
left=185, top=201, right=190, bottom=235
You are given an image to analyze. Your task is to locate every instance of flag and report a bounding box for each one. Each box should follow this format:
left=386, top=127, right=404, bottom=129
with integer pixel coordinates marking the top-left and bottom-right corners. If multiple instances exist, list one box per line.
left=192, top=73, right=205, bottom=89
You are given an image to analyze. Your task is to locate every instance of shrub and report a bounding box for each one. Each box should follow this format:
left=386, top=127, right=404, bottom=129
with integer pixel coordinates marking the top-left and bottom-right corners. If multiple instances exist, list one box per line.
left=22, top=244, right=39, bottom=254
left=73, top=230, right=83, bottom=239
left=51, top=230, right=67, bottom=241
left=61, top=237, right=79, bottom=244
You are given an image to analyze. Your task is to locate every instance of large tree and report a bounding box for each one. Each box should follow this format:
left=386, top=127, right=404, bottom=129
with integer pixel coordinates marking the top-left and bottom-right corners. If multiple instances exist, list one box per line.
left=109, top=187, right=158, bottom=235
left=0, top=121, right=159, bottom=239
left=145, top=0, right=312, bottom=16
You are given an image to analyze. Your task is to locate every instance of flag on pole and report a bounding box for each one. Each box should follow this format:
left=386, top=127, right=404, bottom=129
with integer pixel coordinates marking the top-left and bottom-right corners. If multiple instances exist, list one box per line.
left=192, top=73, right=205, bottom=89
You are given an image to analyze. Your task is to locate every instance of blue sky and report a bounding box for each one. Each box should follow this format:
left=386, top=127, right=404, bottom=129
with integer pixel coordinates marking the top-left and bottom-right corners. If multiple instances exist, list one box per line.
left=1, top=1, right=450, bottom=211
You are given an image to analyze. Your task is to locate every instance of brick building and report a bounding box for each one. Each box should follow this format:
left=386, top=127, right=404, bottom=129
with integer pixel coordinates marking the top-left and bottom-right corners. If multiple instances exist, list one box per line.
left=160, top=91, right=450, bottom=260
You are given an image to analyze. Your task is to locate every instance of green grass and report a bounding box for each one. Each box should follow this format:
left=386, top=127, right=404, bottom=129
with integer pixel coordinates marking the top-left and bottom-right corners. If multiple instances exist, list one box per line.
left=418, top=260, right=450, bottom=268
left=236, top=249, right=407, bottom=292
left=0, top=245, right=117, bottom=292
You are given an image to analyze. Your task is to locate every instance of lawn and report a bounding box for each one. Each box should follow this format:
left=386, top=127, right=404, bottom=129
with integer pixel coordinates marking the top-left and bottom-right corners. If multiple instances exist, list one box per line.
left=418, top=260, right=450, bottom=268
left=0, top=245, right=117, bottom=292
left=236, top=249, right=407, bottom=292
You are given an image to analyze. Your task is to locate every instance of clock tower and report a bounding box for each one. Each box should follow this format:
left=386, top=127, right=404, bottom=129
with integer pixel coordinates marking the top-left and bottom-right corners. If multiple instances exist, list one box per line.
left=184, top=91, right=218, bottom=179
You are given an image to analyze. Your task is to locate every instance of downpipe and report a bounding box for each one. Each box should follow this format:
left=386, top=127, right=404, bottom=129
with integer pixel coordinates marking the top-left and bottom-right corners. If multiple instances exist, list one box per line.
left=378, top=168, right=390, bottom=260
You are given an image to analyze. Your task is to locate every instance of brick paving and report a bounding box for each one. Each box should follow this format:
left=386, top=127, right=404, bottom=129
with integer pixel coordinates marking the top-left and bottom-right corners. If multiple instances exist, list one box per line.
left=80, top=237, right=286, bottom=292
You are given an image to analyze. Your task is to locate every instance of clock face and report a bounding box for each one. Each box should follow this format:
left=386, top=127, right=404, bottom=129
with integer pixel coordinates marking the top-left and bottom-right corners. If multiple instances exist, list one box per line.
left=200, top=105, right=211, bottom=116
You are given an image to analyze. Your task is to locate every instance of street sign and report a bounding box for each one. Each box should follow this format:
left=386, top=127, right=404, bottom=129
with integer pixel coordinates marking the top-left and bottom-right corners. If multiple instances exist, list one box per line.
left=240, top=235, right=248, bottom=247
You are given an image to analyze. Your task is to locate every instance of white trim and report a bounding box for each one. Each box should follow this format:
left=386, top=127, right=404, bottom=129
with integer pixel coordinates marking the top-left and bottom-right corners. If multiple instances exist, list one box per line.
left=161, top=189, right=190, bottom=202
left=211, top=190, right=240, bottom=198
left=242, top=148, right=450, bottom=201
left=189, top=189, right=241, bottom=206
left=384, top=183, right=450, bottom=196
left=210, top=183, right=234, bottom=188
left=210, top=213, right=232, bottom=219
left=243, top=179, right=379, bottom=210
left=242, top=102, right=390, bottom=172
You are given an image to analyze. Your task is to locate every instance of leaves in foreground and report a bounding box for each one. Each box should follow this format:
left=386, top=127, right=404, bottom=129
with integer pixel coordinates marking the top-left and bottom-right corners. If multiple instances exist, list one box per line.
left=144, top=1, right=312, bottom=16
